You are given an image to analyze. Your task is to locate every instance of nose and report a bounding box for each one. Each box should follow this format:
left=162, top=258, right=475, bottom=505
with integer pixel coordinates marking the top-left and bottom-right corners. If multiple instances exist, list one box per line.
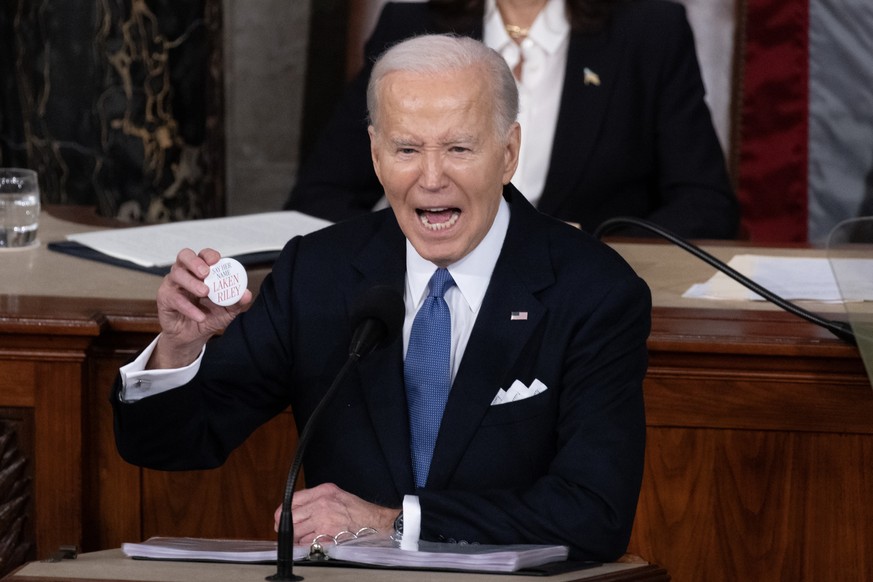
left=418, top=151, right=445, bottom=191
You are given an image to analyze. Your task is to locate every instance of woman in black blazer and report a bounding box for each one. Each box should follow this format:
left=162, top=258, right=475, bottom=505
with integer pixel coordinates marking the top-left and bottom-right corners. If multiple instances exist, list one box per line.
left=285, top=0, right=740, bottom=239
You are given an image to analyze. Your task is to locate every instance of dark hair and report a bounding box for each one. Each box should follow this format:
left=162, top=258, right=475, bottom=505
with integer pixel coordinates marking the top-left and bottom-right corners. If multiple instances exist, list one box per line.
left=427, top=0, right=623, bottom=33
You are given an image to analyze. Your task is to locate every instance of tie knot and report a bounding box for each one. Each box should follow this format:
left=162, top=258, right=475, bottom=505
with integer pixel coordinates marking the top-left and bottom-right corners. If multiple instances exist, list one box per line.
left=428, top=268, right=455, bottom=299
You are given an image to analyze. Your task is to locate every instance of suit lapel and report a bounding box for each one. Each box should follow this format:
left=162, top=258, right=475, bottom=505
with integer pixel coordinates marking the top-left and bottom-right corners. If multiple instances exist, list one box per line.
left=426, top=190, right=556, bottom=489
left=348, top=213, right=416, bottom=495
left=538, top=30, right=619, bottom=215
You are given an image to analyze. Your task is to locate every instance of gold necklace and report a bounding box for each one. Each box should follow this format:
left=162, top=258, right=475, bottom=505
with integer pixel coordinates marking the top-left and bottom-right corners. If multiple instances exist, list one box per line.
left=504, top=24, right=530, bottom=40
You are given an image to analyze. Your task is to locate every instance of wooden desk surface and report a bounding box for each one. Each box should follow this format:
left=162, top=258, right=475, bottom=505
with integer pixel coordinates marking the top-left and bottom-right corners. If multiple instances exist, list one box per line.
left=2, top=210, right=161, bottom=302
left=4, top=549, right=668, bottom=582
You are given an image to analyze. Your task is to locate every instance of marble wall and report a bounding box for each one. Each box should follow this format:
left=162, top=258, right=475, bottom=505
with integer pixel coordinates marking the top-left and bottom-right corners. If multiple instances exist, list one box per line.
left=0, top=0, right=226, bottom=222
left=0, top=0, right=313, bottom=222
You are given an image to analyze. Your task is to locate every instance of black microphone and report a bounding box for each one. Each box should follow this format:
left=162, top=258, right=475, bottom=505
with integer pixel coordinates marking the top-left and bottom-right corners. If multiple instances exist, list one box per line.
left=593, top=216, right=856, bottom=344
left=268, top=285, right=404, bottom=581
left=348, top=285, right=406, bottom=358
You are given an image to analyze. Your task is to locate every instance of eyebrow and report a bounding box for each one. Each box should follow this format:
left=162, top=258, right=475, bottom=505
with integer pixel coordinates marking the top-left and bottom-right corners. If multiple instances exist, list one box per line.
left=390, top=137, right=421, bottom=148
left=389, top=134, right=479, bottom=148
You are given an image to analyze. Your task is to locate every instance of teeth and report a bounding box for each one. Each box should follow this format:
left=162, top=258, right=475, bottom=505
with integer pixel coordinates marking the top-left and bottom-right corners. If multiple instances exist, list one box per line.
left=418, top=209, right=460, bottom=231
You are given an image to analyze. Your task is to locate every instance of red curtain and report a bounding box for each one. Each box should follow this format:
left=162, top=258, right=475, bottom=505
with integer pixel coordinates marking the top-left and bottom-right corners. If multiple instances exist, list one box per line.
left=736, top=0, right=809, bottom=242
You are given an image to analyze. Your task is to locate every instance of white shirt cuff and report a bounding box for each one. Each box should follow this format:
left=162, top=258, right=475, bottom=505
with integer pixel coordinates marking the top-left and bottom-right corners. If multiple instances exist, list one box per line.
left=399, top=495, right=421, bottom=550
left=118, top=335, right=205, bottom=402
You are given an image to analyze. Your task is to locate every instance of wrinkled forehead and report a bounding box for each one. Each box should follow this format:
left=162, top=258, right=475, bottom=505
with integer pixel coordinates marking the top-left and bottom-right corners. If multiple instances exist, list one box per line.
left=372, top=66, right=493, bottom=127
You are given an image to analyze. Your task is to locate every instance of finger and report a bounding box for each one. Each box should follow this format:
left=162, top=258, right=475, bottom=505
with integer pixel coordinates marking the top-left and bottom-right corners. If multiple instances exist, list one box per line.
left=274, top=502, right=297, bottom=530
left=159, top=281, right=210, bottom=324
left=289, top=485, right=323, bottom=509
left=238, top=289, right=254, bottom=308
left=176, top=248, right=212, bottom=281
left=294, top=528, right=318, bottom=546
left=291, top=511, right=319, bottom=545
left=197, top=247, right=222, bottom=267
left=210, top=289, right=253, bottom=318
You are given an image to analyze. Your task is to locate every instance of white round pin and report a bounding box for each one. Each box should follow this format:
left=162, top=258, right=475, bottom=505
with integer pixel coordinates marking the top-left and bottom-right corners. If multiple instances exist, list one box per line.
left=205, top=257, right=248, bottom=306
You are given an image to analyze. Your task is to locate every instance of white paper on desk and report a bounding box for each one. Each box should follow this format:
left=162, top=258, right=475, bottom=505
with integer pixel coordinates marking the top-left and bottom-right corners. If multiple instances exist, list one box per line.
left=121, top=536, right=308, bottom=562
left=683, top=255, right=873, bottom=303
left=325, top=534, right=569, bottom=572
left=66, top=211, right=331, bottom=268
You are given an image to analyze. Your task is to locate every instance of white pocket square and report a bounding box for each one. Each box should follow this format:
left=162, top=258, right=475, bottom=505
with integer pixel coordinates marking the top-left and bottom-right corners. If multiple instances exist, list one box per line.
left=490, top=379, right=548, bottom=406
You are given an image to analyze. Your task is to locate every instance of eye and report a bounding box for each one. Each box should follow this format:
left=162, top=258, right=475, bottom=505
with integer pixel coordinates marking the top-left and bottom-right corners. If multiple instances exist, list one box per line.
left=393, top=143, right=421, bottom=157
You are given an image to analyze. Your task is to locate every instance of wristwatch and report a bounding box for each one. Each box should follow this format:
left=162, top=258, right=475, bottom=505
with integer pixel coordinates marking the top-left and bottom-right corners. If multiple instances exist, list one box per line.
left=393, top=511, right=404, bottom=538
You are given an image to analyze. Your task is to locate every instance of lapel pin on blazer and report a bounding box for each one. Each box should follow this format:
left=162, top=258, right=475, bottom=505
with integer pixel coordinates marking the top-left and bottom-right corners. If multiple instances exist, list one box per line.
left=583, top=67, right=601, bottom=86
left=510, top=311, right=528, bottom=320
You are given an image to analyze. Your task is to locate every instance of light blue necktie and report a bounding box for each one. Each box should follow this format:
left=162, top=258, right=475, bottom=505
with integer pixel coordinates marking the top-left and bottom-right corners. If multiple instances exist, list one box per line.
left=405, top=268, right=455, bottom=488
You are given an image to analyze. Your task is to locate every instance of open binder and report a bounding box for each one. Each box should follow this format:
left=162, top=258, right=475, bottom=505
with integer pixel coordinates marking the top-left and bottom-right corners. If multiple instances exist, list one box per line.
left=121, top=533, right=576, bottom=575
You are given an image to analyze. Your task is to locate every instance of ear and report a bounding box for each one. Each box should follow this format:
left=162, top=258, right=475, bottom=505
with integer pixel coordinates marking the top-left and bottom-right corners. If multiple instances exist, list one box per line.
left=502, top=122, right=521, bottom=185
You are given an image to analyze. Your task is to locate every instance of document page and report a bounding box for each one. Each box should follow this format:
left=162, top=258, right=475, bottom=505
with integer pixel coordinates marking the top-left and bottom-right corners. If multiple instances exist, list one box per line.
left=66, top=211, right=331, bottom=268
left=683, top=255, right=873, bottom=302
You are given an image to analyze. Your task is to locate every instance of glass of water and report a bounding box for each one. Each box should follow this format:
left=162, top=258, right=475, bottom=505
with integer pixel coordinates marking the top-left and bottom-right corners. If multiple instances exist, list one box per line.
left=0, top=168, right=40, bottom=248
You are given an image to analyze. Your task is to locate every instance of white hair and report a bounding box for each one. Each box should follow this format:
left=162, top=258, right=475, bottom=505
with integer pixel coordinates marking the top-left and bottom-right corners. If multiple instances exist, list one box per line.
left=366, top=34, right=519, bottom=138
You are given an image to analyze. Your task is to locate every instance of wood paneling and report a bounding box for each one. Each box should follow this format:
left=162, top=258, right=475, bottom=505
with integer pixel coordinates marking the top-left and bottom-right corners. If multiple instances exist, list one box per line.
left=83, top=342, right=145, bottom=552
left=141, top=412, right=296, bottom=541
left=624, top=306, right=873, bottom=582
left=631, top=429, right=872, bottom=582
left=32, top=361, right=84, bottom=559
left=0, top=363, right=35, bottom=407
left=0, top=322, right=95, bottom=563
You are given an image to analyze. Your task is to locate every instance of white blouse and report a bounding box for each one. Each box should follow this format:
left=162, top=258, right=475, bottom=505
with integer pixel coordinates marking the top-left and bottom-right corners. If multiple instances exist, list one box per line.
left=483, top=0, right=570, bottom=207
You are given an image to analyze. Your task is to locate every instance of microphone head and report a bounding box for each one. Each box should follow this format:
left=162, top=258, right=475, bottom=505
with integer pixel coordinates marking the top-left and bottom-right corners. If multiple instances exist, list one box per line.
left=349, top=285, right=404, bottom=357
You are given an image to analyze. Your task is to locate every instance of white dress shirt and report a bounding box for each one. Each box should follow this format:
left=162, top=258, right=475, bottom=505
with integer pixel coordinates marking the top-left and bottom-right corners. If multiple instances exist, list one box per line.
left=483, top=0, right=570, bottom=207
left=403, top=198, right=509, bottom=382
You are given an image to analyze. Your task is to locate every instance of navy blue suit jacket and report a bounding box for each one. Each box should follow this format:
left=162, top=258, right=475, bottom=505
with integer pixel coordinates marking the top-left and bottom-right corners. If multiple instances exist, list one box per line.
left=113, top=187, right=651, bottom=561
left=286, top=0, right=739, bottom=239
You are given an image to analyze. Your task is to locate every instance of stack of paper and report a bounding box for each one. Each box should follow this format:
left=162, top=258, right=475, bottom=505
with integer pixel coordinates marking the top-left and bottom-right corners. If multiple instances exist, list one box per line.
left=121, top=537, right=304, bottom=563
left=121, top=534, right=569, bottom=573
left=327, top=535, right=569, bottom=572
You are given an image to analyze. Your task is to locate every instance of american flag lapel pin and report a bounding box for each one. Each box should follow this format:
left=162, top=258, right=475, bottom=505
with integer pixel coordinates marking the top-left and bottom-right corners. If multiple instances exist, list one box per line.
left=583, top=67, right=601, bottom=86
left=510, top=311, right=528, bottom=321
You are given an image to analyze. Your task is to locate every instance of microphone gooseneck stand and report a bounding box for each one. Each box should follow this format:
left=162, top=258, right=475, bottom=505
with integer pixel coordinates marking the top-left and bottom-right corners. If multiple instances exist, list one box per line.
left=593, top=216, right=857, bottom=345
left=268, top=353, right=360, bottom=581
left=268, top=285, right=404, bottom=581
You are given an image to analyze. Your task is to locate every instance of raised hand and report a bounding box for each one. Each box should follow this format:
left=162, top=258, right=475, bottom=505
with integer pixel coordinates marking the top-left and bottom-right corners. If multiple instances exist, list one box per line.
left=148, top=248, right=253, bottom=369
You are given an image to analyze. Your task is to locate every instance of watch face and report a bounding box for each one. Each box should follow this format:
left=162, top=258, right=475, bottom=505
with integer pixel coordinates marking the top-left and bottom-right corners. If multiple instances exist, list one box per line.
left=394, top=512, right=404, bottom=534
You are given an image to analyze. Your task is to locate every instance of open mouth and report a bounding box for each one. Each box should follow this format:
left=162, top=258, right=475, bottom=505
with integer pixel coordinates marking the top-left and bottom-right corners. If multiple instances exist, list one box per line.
left=416, top=207, right=460, bottom=231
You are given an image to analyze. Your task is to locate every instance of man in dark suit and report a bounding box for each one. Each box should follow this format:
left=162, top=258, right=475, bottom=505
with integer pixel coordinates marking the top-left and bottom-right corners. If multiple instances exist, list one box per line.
left=286, top=0, right=739, bottom=239
left=112, top=34, right=651, bottom=562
